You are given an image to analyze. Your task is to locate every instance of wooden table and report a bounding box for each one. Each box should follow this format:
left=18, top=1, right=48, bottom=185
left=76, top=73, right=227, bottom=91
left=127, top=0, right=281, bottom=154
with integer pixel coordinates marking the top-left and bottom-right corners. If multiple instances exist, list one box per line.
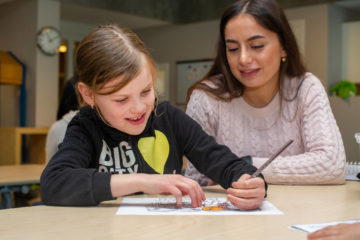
left=0, top=164, right=45, bottom=208
left=0, top=181, right=359, bottom=239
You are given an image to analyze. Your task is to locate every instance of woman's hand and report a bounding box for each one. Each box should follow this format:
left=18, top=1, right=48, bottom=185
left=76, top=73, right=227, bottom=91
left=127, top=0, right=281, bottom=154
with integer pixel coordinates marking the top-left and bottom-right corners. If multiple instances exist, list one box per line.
left=226, top=174, right=266, bottom=210
left=307, top=223, right=360, bottom=240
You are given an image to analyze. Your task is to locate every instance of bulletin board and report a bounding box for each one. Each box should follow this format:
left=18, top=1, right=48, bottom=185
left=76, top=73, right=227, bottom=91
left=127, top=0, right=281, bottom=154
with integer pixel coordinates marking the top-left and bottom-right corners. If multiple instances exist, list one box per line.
left=156, top=62, right=170, bottom=101
left=176, top=59, right=213, bottom=104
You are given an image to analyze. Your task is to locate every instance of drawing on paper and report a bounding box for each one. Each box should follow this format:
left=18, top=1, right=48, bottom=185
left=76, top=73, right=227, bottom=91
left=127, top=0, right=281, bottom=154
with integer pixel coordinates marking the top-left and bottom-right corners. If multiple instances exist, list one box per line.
left=117, top=197, right=283, bottom=215
left=145, top=197, right=238, bottom=212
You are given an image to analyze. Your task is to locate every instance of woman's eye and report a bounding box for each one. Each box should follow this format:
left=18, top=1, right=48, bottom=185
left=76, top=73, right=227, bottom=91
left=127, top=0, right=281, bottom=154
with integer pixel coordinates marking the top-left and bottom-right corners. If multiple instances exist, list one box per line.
left=227, top=47, right=238, bottom=52
left=252, top=45, right=264, bottom=49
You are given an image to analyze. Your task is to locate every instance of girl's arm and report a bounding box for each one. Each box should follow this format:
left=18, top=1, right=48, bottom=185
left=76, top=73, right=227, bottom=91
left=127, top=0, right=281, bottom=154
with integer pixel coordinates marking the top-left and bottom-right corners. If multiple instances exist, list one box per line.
left=42, top=114, right=206, bottom=207
left=41, top=122, right=113, bottom=206
left=184, top=89, right=218, bottom=186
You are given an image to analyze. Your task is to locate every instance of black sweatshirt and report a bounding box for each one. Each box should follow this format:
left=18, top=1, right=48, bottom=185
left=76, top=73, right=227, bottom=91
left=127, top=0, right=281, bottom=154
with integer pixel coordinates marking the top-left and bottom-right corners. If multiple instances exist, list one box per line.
left=41, top=102, right=266, bottom=206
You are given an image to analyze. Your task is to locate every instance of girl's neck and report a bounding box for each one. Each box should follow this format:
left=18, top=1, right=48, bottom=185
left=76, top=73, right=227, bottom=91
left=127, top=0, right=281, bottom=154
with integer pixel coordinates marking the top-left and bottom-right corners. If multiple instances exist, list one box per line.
left=242, top=80, right=280, bottom=108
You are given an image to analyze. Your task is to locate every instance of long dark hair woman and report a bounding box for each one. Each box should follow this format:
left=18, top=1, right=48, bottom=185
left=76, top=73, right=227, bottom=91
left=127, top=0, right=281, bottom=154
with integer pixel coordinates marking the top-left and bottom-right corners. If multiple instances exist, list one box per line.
left=185, top=0, right=346, bottom=186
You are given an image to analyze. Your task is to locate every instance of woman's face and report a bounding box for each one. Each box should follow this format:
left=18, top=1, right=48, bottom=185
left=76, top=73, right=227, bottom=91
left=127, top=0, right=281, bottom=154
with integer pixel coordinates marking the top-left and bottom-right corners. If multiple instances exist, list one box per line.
left=224, top=13, right=286, bottom=92
left=93, top=60, right=155, bottom=135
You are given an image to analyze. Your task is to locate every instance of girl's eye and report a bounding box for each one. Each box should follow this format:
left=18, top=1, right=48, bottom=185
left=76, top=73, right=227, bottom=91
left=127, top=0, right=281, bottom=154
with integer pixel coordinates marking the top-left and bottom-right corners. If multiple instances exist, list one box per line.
left=116, top=98, right=127, bottom=103
left=141, top=89, right=151, bottom=95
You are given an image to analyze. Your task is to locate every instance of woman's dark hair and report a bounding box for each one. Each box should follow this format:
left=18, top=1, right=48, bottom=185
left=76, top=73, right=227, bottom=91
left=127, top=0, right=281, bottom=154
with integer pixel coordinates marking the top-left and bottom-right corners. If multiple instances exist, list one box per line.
left=186, top=0, right=306, bottom=103
left=56, top=75, right=79, bottom=120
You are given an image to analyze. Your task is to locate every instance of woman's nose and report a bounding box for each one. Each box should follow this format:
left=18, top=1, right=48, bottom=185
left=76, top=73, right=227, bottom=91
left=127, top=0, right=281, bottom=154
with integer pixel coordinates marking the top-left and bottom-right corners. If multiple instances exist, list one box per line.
left=239, top=49, right=252, bottom=65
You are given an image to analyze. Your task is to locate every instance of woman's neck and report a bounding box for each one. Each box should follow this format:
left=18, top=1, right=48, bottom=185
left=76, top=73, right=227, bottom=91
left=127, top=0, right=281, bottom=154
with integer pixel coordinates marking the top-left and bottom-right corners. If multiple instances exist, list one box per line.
left=242, top=80, right=280, bottom=108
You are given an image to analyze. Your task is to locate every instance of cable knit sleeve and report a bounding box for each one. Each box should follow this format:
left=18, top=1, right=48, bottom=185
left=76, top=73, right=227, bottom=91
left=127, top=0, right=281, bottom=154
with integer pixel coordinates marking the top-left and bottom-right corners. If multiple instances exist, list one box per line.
left=184, top=90, right=218, bottom=186
left=253, top=74, right=346, bottom=184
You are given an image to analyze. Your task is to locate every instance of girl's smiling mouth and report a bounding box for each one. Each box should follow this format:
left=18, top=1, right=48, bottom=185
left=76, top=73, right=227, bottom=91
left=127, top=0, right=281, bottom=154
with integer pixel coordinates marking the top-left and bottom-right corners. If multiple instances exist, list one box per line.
left=126, top=113, right=146, bottom=125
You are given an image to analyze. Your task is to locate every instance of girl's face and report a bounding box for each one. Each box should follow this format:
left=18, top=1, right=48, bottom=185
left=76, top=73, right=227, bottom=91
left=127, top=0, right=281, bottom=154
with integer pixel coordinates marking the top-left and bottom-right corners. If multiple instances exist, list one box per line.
left=224, top=14, right=286, bottom=92
left=86, top=62, right=155, bottom=135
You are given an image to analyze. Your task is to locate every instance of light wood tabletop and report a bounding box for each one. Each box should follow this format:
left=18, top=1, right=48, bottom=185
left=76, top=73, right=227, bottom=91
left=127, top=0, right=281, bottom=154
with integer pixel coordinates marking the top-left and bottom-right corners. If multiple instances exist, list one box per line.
left=0, top=164, right=45, bottom=186
left=0, top=181, right=359, bottom=240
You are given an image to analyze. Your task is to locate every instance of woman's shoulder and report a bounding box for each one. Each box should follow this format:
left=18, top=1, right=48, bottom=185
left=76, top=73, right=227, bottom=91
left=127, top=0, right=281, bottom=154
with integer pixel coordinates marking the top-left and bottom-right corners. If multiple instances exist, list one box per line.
left=189, top=78, right=229, bottom=104
left=285, top=72, right=325, bottom=97
left=187, top=88, right=222, bottom=116
left=62, top=110, right=79, bottom=123
left=302, top=72, right=324, bottom=87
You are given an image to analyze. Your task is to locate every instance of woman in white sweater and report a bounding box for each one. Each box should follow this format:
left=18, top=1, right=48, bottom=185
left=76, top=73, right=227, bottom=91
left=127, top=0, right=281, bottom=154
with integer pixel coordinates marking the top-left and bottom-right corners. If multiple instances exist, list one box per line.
left=185, top=0, right=346, bottom=185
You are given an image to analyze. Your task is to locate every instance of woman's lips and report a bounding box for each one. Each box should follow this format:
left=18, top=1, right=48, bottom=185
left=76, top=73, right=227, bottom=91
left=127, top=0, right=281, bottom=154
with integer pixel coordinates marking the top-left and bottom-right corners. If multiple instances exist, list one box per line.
left=240, top=68, right=260, bottom=78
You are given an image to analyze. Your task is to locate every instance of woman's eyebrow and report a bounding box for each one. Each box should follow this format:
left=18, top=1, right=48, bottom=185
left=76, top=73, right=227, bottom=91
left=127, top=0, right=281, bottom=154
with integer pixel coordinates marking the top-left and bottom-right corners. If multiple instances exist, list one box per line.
left=247, top=35, right=265, bottom=41
left=225, top=39, right=238, bottom=44
left=225, top=35, right=265, bottom=44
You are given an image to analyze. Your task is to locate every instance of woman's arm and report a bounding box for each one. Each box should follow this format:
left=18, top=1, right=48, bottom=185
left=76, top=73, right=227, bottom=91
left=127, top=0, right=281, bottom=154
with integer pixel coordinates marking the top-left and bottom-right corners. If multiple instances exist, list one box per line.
left=253, top=74, right=346, bottom=184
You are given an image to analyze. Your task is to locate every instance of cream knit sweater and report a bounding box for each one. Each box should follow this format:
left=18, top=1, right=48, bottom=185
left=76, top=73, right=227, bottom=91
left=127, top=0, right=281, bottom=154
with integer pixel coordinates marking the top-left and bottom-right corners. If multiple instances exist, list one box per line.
left=185, top=73, right=346, bottom=185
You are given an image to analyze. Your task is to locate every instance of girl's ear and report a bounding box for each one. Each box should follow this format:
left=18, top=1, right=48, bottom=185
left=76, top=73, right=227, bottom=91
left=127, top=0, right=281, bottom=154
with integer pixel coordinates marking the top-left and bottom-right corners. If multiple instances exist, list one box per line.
left=281, top=48, right=287, bottom=58
left=77, top=82, right=95, bottom=106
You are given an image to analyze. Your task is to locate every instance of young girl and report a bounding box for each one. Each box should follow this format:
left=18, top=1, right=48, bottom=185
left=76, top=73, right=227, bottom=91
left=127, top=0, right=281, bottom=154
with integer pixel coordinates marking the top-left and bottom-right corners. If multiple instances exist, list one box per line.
left=40, top=24, right=266, bottom=209
left=185, top=0, right=346, bottom=185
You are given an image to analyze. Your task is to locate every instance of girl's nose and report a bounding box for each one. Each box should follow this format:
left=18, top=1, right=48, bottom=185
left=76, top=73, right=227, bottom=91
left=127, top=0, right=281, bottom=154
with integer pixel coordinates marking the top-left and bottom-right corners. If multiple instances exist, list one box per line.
left=130, top=99, right=146, bottom=114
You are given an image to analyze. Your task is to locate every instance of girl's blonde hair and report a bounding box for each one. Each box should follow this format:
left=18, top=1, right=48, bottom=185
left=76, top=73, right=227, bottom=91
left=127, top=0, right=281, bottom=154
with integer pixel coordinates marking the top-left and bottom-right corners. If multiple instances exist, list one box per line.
left=75, top=24, right=157, bottom=103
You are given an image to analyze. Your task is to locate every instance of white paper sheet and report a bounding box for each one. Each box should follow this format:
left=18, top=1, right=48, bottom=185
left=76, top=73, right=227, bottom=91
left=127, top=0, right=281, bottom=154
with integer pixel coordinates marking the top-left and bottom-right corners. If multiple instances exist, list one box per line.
left=290, top=219, right=360, bottom=233
left=116, top=197, right=283, bottom=215
left=346, top=163, right=360, bottom=181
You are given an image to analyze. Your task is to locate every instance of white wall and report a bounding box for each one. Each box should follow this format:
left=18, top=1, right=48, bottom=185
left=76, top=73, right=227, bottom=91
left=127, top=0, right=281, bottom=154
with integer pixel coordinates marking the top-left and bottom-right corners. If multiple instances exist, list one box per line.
left=35, top=0, right=60, bottom=127
left=342, top=21, right=360, bottom=83
left=60, top=20, right=95, bottom=80
left=330, top=96, right=360, bottom=162
left=0, top=0, right=59, bottom=127
left=285, top=4, right=329, bottom=88
left=136, top=20, right=219, bottom=107
left=0, top=0, right=37, bottom=126
left=338, top=19, right=360, bottom=162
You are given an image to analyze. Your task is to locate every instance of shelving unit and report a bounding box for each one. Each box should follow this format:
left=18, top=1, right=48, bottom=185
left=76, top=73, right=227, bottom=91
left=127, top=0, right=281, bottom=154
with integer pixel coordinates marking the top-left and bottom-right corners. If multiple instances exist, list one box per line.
left=0, top=127, right=49, bottom=165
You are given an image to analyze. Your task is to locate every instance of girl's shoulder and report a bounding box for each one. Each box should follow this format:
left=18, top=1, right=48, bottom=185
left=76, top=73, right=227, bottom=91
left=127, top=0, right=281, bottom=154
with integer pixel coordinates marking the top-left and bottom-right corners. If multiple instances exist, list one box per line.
left=156, top=101, right=185, bottom=117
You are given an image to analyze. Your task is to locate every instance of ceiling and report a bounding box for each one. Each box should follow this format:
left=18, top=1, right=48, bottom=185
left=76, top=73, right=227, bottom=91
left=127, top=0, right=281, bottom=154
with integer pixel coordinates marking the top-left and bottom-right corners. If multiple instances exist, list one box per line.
left=59, top=0, right=360, bottom=29
left=1, top=0, right=360, bottom=29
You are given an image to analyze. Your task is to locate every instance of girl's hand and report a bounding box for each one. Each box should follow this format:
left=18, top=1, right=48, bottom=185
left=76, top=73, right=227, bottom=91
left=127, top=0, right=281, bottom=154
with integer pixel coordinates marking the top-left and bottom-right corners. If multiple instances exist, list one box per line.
left=226, top=174, right=266, bottom=210
left=141, top=174, right=205, bottom=208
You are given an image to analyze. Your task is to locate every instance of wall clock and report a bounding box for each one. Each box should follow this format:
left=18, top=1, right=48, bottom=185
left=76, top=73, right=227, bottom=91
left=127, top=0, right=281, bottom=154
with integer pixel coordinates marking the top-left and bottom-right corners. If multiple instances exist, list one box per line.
left=36, top=26, right=61, bottom=56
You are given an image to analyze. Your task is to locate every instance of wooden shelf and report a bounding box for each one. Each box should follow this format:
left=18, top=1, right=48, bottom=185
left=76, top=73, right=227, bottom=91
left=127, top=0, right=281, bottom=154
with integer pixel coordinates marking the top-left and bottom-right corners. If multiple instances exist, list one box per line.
left=0, top=127, right=49, bottom=165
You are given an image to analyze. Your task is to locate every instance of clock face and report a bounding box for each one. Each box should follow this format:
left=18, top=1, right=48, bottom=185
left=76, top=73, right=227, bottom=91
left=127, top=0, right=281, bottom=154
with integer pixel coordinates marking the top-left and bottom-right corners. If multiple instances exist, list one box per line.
left=36, top=26, right=61, bottom=56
